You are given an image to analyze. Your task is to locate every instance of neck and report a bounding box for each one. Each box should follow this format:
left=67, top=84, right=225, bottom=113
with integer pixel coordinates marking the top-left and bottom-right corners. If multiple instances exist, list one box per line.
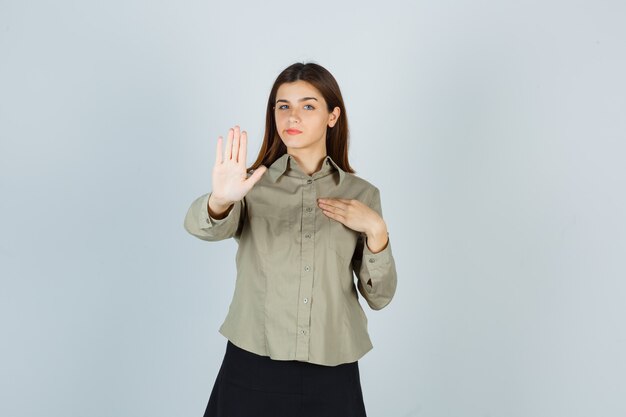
left=287, top=147, right=327, bottom=176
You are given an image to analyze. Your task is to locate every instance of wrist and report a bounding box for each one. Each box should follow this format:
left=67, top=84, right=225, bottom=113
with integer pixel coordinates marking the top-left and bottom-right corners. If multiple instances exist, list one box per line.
left=366, top=219, right=387, bottom=241
left=208, top=194, right=234, bottom=219
left=365, top=220, right=388, bottom=253
left=209, top=194, right=232, bottom=208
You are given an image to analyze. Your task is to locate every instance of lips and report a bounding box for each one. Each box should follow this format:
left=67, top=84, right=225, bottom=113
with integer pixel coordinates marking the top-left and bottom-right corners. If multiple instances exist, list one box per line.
left=286, top=129, right=302, bottom=135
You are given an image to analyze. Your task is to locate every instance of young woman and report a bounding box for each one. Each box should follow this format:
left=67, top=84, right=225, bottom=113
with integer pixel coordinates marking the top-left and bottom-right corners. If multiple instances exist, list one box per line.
left=184, top=62, right=398, bottom=417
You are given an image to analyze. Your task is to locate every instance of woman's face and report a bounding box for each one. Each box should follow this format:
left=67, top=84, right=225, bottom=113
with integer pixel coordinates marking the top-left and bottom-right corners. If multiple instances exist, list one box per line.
left=274, top=80, right=340, bottom=156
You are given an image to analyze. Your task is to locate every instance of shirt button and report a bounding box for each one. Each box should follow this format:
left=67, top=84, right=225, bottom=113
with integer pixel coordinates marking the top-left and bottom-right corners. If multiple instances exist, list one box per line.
left=305, top=207, right=313, bottom=213
left=304, top=265, right=311, bottom=272
left=300, top=329, right=307, bottom=335
left=304, top=233, right=311, bottom=239
left=369, top=258, right=376, bottom=263
left=303, top=298, right=308, bottom=304
left=306, top=179, right=313, bottom=184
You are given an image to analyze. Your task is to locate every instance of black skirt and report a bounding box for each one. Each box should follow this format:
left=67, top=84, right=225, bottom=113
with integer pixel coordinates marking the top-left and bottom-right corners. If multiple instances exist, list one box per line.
left=203, top=340, right=367, bottom=417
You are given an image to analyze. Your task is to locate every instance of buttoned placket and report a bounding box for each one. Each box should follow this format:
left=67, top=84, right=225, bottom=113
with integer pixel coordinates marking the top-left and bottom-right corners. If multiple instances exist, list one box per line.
left=295, top=175, right=317, bottom=361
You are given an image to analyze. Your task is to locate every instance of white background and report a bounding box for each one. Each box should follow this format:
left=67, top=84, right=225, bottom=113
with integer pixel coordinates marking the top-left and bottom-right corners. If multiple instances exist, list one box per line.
left=1, top=1, right=625, bottom=416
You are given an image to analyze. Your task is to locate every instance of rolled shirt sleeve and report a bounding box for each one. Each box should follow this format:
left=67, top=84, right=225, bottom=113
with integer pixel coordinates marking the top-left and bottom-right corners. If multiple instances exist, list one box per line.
left=352, top=187, right=398, bottom=310
left=183, top=192, right=246, bottom=241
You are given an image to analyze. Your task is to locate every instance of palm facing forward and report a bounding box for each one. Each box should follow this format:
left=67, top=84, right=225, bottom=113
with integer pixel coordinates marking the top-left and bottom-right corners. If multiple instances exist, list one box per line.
left=209, top=125, right=267, bottom=214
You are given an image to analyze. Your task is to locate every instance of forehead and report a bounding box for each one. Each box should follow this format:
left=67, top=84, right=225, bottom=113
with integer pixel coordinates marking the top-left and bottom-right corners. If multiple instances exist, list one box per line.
left=276, top=80, right=324, bottom=101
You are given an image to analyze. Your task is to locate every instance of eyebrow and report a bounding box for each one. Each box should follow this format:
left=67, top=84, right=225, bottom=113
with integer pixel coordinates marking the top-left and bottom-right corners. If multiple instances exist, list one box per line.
left=275, top=97, right=319, bottom=104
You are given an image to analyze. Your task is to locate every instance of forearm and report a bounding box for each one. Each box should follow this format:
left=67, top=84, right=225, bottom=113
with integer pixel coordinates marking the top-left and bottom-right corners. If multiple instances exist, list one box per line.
left=208, top=193, right=234, bottom=219
left=184, top=192, right=242, bottom=241
left=354, top=236, right=397, bottom=311
left=365, top=219, right=389, bottom=254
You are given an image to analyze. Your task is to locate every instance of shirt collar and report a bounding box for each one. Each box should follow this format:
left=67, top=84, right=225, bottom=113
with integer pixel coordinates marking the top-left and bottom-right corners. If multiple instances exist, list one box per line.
left=267, top=153, right=345, bottom=185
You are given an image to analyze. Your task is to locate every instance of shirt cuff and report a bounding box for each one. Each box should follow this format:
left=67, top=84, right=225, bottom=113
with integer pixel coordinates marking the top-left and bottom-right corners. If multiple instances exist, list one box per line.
left=362, top=235, right=392, bottom=270
left=199, top=192, right=236, bottom=229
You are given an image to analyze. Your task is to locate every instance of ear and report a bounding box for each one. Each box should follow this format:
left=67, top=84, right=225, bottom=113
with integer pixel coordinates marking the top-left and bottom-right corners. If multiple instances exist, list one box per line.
left=327, top=106, right=341, bottom=128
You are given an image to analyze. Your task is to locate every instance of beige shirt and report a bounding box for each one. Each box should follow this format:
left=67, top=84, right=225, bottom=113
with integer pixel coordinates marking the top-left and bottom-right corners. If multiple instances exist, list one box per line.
left=183, top=153, right=397, bottom=366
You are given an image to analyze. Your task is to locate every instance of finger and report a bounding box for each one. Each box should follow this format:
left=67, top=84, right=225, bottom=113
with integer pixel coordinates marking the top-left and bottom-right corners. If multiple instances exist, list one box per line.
left=324, top=198, right=352, bottom=205
left=225, top=127, right=234, bottom=160
left=318, top=199, right=347, bottom=210
left=317, top=200, right=332, bottom=211
left=239, top=130, right=248, bottom=166
left=321, top=208, right=346, bottom=224
left=244, top=166, right=267, bottom=189
left=318, top=201, right=342, bottom=215
left=232, top=126, right=241, bottom=162
left=215, top=136, right=223, bottom=165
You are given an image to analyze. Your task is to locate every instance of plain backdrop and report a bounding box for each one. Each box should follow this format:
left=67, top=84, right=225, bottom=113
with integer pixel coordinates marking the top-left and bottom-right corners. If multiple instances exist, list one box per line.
left=1, top=1, right=625, bottom=416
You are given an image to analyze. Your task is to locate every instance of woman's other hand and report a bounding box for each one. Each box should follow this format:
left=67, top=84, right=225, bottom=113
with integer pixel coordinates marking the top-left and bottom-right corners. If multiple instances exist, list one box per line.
left=317, top=198, right=389, bottom=253
left=209, top=125, right=267, bottom=217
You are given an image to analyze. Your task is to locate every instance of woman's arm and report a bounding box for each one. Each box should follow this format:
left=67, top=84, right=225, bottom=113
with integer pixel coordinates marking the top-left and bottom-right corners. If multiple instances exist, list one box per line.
left=208, top=193, right=235, bottom=219
left=351, top=187, right=398, bottom=310
left=318, top=186, right=398, bottom=310
left=183, top=125, right=265, bottom=242
left=183, top=191, right=245, bottom=241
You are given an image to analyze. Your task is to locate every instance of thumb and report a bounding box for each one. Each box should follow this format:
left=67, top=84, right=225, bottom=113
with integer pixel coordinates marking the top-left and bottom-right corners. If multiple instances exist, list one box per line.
left=245, top=165, right=267, bottom=188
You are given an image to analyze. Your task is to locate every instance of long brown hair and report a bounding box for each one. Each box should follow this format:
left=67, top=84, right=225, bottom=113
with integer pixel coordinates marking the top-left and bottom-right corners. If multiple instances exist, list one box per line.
left=248, top=62, right=355, bottom=173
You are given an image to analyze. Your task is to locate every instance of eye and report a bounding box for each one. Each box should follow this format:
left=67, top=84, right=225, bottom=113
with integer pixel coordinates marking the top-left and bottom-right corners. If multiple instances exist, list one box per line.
left=276, top=104, right=315, bottom=110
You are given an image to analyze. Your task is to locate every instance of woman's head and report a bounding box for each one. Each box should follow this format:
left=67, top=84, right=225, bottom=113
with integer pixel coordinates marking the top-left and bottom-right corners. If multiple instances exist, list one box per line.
left=249, top=62, right=355, bottom=173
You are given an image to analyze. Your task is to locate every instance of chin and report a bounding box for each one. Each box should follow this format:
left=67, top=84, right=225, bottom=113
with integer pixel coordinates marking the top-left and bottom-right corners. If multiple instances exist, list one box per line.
left=281, top=138, right=306, bottom=149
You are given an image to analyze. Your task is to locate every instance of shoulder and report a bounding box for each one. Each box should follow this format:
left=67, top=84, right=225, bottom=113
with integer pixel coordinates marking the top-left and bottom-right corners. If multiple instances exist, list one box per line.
left=341, top=172, right=381, bottom=206
left=343, top=171, right=380, bottom=194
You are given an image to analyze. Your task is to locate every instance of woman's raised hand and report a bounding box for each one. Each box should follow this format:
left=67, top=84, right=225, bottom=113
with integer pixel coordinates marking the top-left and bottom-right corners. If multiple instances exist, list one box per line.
left=209, top=126, right=267, bottom=214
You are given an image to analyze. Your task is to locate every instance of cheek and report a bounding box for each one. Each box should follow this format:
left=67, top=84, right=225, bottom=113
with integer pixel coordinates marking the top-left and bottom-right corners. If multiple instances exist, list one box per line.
left=310, top=115, right=329, bottom=131
left=275, top=112, right=287, bottom=124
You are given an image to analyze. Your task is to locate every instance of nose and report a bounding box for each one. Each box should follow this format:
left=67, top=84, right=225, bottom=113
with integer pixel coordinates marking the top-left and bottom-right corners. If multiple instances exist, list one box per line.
left=288, top=107, right=300, bottom=123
